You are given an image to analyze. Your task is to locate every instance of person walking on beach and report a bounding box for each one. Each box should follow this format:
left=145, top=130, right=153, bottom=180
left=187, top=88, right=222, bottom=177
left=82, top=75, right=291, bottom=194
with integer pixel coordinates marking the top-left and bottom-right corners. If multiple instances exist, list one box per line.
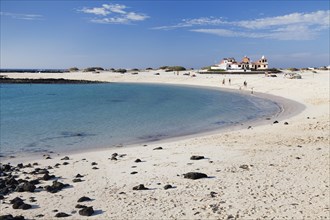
left=243, top=80, right=247, bottom=88
left=229, top=78, right=231, bottom=85
left=222, top=78, right=225, bottom=85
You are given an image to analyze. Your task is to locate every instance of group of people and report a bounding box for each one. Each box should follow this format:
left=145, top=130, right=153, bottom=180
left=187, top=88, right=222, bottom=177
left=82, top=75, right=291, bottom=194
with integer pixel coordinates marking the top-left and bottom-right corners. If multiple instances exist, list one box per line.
left=221, top=78, right=253, bottom=94
left=222, top=78, right=231, bottom=85
left=221, top=78, right=247, bottom=87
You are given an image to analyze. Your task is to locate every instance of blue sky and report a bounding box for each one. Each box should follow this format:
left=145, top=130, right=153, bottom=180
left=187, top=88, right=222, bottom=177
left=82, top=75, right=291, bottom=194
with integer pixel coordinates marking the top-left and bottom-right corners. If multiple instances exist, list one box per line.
left=1, top=1, right=329, bottom=69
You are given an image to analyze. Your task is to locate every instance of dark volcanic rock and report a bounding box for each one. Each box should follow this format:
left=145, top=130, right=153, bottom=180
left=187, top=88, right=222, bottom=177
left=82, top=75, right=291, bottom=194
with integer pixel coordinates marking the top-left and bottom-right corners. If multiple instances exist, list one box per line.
left=78, top=206, right=94, bottom=216
left=6, top=177, right=18, bottom=186
left=29, top=179, right=40, bottom=185
left=16, top=182, right=36, bottom=192
left=153, top=147, right=163, bottom=150
left=19, top=203, right=32, bottom=210
left=273, top=120, right=279, bottom=124
left=72, top=178, right=82, bottom=183
left=75, top=174, right=84, bottom=178
left=54, top=212, right=70, bottom=218
left=12, top=200, right=24, bottom=209
left=210, top=191, right=218, bottom=198
left=130, top=171, right=138, bottom=175
left=77, top=196, right=92, bottom=202
left=110, top=156, right=117, bottom=160
left=284, top=122, right=289, bottom=125
left=1, top=164, right=12, bottom=172
left=62, top=162, right=69, bottom=165
left=190, top=155, right=205, bottom=160
left=10, top=197, right=23, bottom=204
left=164, top=184, right=173, bottom=190
left=91, top=162, right=98, bottom=166
left=0, top=215, right=25, bottom=220
left=134, top=159, right=142, bottom=163
left=132, top=184, right=149, bottom=190
left=61, top=156, right=70, bottom=160
left=42, top=173, right=55, bottom=181
left=183, top=172, right=208, bottom=180
left=75, top=204, right=87, bottom=209
left=44, top=181, right=69, bottom=193
left=239, top=164, right=249, bottom=170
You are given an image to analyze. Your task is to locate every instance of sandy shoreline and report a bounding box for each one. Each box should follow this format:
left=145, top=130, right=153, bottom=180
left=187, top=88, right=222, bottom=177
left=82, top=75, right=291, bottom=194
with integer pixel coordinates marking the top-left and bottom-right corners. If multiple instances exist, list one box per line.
left=0, top=70, right=329, bottom=219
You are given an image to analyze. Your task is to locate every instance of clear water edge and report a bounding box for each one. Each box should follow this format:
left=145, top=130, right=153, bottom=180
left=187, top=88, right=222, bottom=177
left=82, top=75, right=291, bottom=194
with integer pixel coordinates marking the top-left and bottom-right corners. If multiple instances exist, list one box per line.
left=0, top=83, right=282, bottom=160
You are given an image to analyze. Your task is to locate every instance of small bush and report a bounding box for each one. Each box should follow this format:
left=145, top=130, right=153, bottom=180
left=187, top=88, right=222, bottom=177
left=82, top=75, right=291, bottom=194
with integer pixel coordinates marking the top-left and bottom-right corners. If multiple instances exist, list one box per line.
left=114, top=68, right=127, bottom=73
left=170, top=66, right=186, bottom=71
left=288, top=68, right=299, bottom=72
left=83, top=67, right=104, bottom=72
left=68, top=67, right=79, bottom=72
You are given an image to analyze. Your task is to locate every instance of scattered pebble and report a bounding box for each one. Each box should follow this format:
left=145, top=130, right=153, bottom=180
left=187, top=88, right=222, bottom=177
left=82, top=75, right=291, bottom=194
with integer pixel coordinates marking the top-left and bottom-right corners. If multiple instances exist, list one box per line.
left=54, top=212, right=70, bottom=218
left=79, top=206, right=94, bottom=216
left=0, top=215, right=25, bottom=220
left=183, top=172, right=208, bottom=180
left=210, top=191, right=217, bottom=198
left=132, top=184, right=149, bottom=190
left=61, top=156, right=70, bottom=160
left=75, top=204, right=87, bottom=209
left=77, top=196, right=92, bottom=202
left=73, top=178, right=83, bottom=183
left=164, top=184, right=173, bottom=190
left=190, top=155, right=205, bottom=160
left=239, top=164, right=249, bottom=170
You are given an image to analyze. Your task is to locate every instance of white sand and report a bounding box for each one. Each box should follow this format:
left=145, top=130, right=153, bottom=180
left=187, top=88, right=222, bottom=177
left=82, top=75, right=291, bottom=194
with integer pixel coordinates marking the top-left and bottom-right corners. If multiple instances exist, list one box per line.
left=1, top=70, right=329, bottom=219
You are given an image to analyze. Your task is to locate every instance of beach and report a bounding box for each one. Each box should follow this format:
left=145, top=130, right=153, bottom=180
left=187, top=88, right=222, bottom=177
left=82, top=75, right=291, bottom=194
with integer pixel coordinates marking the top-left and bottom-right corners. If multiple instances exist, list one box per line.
left=1, top=70, right=329, bottom=219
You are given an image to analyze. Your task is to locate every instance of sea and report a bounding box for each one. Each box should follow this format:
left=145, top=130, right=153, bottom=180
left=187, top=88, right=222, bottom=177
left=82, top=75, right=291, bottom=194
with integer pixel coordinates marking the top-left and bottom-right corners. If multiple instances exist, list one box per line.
left=0, top=83, right=280, bottom=157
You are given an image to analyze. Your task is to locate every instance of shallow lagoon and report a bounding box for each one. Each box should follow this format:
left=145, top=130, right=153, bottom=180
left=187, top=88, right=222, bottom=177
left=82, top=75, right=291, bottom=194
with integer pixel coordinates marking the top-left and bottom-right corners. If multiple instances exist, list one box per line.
left=0, top=83, right=280, bottom=156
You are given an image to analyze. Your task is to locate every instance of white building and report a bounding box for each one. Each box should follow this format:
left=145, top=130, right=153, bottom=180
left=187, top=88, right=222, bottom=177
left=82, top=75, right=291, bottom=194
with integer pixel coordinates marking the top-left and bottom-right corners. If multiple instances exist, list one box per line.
left=211, top=56, right=268, bottom=71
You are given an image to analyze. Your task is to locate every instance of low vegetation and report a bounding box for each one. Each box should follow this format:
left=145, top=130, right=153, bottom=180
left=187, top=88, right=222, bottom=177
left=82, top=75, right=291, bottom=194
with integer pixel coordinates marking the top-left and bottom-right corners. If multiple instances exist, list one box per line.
left=266, top=68, right=282, bottom=73
left=114, top=68, right=127, bottom=73
left=159, top=66, right=186, bottom=71
left=288, top=68, right=299, bottom=72
left=68, top=67, right=79, bottom=72
left=83, top=67, right=104, bottom=72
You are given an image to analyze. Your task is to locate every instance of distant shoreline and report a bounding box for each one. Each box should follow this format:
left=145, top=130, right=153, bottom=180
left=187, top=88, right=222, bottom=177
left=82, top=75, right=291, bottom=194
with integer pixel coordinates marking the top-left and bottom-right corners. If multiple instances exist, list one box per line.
left=0, top=77, right=105, bottom=84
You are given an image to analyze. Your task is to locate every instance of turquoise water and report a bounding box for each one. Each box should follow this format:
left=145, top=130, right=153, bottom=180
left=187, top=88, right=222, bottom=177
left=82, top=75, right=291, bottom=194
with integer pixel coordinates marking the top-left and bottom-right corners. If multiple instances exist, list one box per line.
left=0, top=83, right=280, bottom=156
